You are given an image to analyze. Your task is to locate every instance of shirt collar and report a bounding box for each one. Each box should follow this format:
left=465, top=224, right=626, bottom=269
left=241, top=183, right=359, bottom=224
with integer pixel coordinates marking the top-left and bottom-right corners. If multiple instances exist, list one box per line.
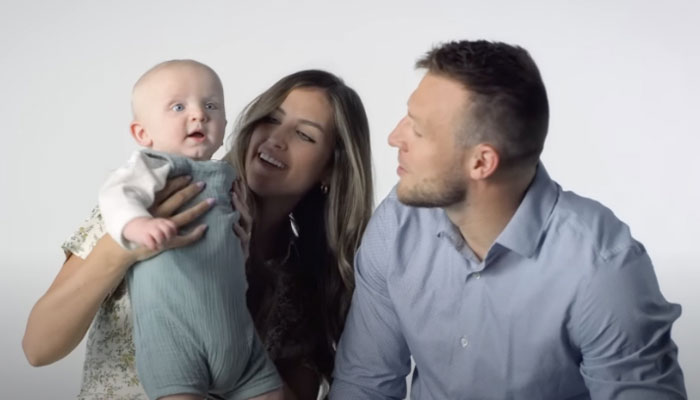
left=434, top=163, right=558, bottom=259
left=436, top=206, right=459, bottom=240
left=494, top=163, right=559, bottom=258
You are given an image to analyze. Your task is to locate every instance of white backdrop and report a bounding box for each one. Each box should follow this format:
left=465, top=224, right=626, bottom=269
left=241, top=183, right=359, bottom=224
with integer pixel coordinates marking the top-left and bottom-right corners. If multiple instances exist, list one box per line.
left=1, top=0, right=698, bottom=398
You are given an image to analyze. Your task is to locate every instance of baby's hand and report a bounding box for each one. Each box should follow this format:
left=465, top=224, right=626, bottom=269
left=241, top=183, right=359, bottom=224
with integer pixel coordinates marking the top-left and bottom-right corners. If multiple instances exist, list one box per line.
left=123, top=217, right=178, bottom=251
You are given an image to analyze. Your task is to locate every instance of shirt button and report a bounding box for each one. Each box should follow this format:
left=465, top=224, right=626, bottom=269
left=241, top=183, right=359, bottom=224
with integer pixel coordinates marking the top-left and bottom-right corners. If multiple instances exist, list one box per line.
left=474, top=272, right=481, bottom=279
left=460, top=336, right=469, bottom=348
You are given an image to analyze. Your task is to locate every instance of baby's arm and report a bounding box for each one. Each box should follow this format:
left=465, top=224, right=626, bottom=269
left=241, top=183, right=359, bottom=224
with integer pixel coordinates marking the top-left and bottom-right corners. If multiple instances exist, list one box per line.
left=123, top=217, right=178, bottom=251
left=98, top=151, right=172, bottom=250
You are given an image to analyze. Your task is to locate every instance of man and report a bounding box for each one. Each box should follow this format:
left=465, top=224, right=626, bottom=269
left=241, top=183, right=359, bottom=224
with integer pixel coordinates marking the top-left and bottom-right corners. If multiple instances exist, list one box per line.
left=330, top=40, right=686, bottom=399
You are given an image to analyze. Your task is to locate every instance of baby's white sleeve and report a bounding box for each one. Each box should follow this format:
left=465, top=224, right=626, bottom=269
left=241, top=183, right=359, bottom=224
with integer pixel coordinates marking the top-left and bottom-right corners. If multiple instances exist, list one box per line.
left=98, top=150, right=172, bottom=249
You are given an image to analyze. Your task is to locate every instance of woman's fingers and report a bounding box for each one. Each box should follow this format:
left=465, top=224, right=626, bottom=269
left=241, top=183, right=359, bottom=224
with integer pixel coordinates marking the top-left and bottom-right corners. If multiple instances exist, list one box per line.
left=129, top=175, right=213, bottom=262
left=169, top=198, right=214, bottom=227
left=232, top=222, right=250, bottom=259
left=153, top=175, right=192, bottom=205
left=132, top=224, right=208, bottom=262
left=232, top=192, right=250, bottom=228
left=233, top=222, right=249, bottom=242
left=165, top=224, right=208, bottom=250
left=152, top=181, right=205, bottom=218
left=129, top=178, right=213, bottom=261
left=231, top=179, right=252, bottom=259
left=232, top=180, right=252, bottom=231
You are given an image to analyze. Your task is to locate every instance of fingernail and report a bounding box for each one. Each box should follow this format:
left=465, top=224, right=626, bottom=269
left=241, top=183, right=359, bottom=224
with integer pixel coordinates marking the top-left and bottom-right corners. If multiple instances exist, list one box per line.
left=183, top=175, right=192, bottom=181
left=207, top=198, right=216, bottom=206
left=196, top=181, right=206, bottom=188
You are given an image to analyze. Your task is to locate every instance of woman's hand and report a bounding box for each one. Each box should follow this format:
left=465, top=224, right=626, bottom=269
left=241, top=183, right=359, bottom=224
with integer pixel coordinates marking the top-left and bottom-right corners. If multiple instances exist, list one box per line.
left=130, top=176, right=212, bottom=261
left=231, top=177, right=253, bottom=259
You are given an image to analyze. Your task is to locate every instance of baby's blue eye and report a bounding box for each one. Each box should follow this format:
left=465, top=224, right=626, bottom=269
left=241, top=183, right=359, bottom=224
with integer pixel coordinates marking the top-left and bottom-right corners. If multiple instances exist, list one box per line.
left=205, top=103, right=217, bottom=110
left=171, top=104, right=184, bottom=111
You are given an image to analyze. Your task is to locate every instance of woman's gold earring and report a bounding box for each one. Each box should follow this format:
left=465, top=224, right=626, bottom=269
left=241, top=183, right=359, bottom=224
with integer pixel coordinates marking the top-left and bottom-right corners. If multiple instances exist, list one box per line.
left=320, top=183, right=329, bottom=194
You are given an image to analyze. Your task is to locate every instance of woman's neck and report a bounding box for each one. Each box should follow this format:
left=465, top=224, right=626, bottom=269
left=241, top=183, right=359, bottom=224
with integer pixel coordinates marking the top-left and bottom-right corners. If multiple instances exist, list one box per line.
left=250, top=196, right=297, bottom=262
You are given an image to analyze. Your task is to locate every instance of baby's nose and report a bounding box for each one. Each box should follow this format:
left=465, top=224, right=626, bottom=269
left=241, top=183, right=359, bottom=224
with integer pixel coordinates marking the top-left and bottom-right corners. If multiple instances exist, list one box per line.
left=190, top=108, right=207, bottom=121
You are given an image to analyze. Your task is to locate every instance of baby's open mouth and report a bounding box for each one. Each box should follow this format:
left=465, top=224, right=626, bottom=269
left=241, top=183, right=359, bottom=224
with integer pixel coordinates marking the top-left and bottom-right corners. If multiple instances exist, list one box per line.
left=188, top=132, right=205, bottom=139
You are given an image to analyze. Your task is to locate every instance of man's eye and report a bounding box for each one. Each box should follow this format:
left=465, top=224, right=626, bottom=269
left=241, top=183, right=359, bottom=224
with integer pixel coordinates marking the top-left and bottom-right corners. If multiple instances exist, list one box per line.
left=171, top=104, right=185, bottom=111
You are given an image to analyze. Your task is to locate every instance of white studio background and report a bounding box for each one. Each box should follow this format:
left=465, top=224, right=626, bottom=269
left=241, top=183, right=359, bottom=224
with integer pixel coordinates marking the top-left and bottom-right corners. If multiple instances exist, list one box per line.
left=1, top=0, right=698, bottom=398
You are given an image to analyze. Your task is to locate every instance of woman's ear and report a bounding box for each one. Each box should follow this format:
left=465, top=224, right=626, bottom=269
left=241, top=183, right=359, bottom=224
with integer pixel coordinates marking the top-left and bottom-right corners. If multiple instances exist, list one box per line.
left=130, top=121, right=153, bottom=147
left=319, top=164, right=333, bottom=194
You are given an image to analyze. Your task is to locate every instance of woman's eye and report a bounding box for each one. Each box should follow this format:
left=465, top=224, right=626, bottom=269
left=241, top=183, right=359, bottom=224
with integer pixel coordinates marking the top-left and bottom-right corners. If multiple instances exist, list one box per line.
left=297, top=130, right=315, bottom=143
left=171, top=104, right=184, bottom=112
left=262, top=115, right=280, bottom=124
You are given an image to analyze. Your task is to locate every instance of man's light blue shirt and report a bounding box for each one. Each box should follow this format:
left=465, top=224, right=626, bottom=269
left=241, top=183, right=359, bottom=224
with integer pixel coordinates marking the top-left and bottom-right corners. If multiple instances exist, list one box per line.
left=331, top=165, right=685, bottom=399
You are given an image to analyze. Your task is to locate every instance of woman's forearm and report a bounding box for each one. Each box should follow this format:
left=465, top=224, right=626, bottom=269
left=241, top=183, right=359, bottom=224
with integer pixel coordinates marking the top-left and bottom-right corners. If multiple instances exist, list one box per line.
left=23, top=178, right=208, bottom=367
left=22, top=235, right=134, bottom=366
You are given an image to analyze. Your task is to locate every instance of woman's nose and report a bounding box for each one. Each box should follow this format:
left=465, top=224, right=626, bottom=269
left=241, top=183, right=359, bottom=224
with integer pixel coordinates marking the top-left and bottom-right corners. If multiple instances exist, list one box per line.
left=267, top=127, right=288, bottom=150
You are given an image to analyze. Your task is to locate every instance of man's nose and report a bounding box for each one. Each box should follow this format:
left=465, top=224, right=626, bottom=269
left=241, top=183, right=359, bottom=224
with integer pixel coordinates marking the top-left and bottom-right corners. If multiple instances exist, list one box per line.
left=388, top=116, right=408, bottom=150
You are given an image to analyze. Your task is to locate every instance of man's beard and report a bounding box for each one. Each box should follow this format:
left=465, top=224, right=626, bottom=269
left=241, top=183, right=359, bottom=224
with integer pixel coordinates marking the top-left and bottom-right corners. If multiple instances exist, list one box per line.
left=397, top=171, right=466, bottom=208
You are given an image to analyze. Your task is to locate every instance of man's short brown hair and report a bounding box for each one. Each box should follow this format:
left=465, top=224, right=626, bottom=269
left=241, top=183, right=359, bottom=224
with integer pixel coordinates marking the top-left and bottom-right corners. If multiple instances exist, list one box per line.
left=416, top=40, right=549, bottom=170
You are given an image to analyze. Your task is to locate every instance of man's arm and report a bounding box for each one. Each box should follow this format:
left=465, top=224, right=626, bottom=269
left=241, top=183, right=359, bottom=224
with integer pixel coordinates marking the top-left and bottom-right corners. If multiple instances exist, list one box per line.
left=330, top=201, right=412, bottom=400
left=571, top=243, right=686, bottom=399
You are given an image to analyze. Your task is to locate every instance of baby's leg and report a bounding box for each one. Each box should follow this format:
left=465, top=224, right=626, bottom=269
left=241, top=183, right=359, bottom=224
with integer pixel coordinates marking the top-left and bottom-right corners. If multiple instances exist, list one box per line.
left=158, top=395, right=205, bottom=400
left=131, top=304, right=210, bottom=399
left=247, top=387, right=284, bottom=400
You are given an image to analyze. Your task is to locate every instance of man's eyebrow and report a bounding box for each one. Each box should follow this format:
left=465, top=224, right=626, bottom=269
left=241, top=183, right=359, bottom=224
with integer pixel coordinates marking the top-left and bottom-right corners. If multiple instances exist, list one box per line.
left=406, top=97, right=421, bottom=123
left=407, top=110, right=421, bottom=124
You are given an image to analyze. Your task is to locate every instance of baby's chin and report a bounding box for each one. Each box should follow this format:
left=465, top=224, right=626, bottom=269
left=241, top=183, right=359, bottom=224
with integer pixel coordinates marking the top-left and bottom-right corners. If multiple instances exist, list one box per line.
left=149, top=145, right=217, bottom=161
left=187, top=149, right=216, bottom=161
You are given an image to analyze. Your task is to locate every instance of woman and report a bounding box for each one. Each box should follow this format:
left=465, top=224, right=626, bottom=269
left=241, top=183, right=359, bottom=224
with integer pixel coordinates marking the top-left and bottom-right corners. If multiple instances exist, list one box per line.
left=22, top=70, right=373, bottom=399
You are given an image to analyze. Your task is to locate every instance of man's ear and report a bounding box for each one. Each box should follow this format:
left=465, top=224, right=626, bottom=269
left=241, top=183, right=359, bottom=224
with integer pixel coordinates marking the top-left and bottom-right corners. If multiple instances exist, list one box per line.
left=466, top=143, right=500, bottom=181
left=130, top=121, right=153, bottom=147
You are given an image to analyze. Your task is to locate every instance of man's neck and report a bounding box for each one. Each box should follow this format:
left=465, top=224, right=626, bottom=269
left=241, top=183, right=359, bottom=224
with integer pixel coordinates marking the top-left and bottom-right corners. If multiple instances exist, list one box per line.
left=445, top=172, right=535, bottom=261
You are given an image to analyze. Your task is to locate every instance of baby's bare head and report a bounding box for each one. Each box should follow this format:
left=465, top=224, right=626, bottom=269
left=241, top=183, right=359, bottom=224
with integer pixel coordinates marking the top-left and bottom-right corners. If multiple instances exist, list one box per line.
left=129, top=60, right=227, bottom=160
left=131, top=59, right=223, bottom=119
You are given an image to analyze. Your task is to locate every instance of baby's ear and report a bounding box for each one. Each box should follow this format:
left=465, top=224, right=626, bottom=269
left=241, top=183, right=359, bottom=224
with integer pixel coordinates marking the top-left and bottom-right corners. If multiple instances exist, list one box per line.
left=130, top=121, right=153, bottom=147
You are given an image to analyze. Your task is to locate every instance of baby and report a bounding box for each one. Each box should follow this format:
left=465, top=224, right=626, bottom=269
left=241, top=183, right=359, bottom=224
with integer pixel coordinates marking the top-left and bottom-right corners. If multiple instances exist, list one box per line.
left=98, top=60, right=282, bottom=400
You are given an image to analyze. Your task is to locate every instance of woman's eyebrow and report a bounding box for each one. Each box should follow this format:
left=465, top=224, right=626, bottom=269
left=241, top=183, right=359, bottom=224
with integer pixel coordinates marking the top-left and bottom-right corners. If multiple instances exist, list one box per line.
left=276, top=107, right=324, bottom=132
left=298, top=119, right=324, bottom=132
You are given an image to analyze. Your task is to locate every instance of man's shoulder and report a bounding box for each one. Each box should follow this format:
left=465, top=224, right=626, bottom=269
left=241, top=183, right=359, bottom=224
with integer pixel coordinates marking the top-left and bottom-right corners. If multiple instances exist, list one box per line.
left=359, top=187, right=449, bottom=280
left=551, top=186, right=639, bottom=260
